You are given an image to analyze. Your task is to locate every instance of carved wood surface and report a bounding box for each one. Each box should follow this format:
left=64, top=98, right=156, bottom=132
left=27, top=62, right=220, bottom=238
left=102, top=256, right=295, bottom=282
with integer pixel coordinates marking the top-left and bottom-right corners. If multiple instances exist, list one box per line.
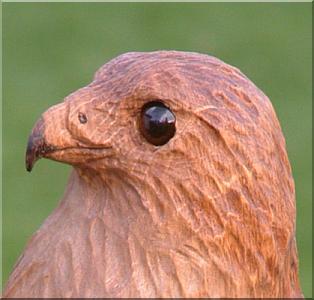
left=3, top=51, right=303, bottom=298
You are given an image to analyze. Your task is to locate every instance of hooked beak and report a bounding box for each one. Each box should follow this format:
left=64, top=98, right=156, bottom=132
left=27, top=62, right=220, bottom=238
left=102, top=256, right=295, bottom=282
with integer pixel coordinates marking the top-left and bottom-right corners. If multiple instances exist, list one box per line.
left=25, top=102, right=71, bottom=172
left=25, top=117, right=56, bottom=172
left=25, top=101, right=114, bottom=172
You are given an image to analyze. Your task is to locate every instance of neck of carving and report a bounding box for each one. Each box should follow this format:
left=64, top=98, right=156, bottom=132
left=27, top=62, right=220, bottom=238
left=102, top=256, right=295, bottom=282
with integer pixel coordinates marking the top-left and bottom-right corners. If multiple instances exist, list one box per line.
left=51, top=167, right=300, bottom=298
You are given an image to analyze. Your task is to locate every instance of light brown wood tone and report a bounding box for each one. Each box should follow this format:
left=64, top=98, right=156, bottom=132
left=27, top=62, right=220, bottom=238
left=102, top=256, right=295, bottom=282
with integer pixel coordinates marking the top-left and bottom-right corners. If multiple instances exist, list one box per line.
left=4, top=51, right=303, bottom=298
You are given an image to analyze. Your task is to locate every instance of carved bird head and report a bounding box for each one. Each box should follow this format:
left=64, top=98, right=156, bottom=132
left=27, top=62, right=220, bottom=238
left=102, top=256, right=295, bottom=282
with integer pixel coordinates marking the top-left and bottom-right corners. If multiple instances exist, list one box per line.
left=7, top=51, right=302, bottom=298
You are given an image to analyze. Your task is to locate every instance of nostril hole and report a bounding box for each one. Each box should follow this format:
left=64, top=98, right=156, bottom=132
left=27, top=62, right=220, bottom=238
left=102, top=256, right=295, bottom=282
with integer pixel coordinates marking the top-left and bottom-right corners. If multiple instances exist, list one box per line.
left=78, top=112, right=87, bottom=124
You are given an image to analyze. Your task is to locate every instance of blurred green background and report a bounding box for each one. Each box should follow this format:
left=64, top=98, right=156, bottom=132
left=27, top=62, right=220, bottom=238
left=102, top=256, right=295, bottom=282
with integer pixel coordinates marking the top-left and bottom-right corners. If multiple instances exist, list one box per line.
left=2, top=3, right=312, bottom=297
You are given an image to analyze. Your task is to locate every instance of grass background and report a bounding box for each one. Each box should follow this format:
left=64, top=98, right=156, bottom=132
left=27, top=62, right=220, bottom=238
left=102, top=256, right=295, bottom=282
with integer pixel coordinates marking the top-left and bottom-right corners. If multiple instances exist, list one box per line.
left=2, top=3, right=312, bottom=297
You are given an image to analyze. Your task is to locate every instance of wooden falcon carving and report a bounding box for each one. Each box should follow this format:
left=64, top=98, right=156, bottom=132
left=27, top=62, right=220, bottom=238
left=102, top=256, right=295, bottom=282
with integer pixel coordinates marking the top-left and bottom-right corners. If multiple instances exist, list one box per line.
left=3, top=51, right=303, bottom=298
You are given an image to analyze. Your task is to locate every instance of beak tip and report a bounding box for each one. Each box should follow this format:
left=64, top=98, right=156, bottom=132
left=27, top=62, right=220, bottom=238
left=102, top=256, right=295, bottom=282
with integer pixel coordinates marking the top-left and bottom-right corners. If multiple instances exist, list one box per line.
left=25, top=119, right=45, bottom=172
left=25, top=159, right=33, bottom=172
left=25, top=138, right=36, bottom=172
left=25, top=117, right=56, bottom=172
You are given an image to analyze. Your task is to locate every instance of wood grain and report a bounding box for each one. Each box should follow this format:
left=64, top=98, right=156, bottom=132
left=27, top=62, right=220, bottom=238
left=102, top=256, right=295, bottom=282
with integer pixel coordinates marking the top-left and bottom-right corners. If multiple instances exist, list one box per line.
left=3, top=51, right=303, bottom=298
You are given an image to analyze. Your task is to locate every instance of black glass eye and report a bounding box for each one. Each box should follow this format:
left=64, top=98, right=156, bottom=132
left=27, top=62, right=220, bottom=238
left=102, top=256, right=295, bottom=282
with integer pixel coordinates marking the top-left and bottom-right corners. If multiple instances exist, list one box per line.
left=139, top=101, right=176, bottom=146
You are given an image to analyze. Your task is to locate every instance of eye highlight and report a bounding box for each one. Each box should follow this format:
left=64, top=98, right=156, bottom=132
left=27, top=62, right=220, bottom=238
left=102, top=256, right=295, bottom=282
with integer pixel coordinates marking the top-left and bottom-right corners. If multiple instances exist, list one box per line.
left=139, top=101, right=176, bottom=146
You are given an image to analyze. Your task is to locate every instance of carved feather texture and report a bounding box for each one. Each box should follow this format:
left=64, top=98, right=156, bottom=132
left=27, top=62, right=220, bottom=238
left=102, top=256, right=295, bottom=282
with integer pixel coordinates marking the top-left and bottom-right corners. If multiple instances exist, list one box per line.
left=4, top=51, right=302, bottom=298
